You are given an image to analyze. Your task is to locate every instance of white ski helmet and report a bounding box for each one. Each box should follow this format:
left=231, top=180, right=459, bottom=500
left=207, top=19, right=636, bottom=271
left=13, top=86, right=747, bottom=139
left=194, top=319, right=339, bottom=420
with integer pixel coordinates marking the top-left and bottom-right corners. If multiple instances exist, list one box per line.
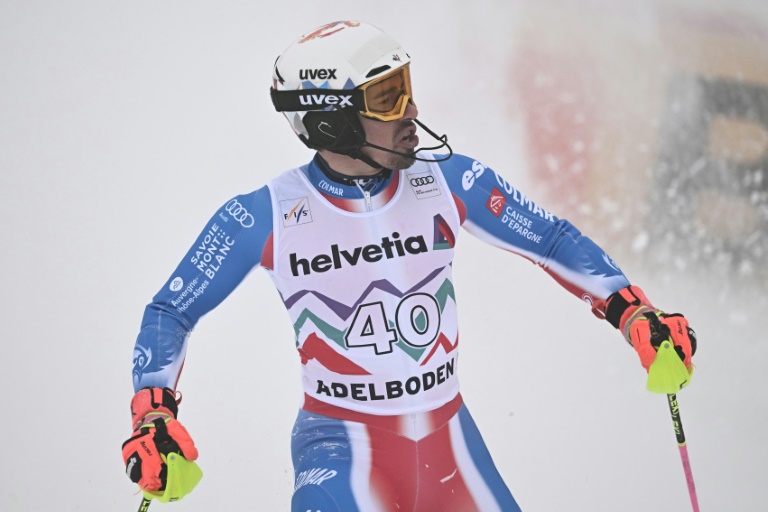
left=270, top=21, right=414, bottom=152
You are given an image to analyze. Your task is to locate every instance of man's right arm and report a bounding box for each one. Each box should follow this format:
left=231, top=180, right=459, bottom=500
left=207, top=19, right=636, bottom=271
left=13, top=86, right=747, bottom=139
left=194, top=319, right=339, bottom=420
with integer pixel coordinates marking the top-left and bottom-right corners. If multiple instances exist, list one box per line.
left=131, top=185, right=273, bottom=392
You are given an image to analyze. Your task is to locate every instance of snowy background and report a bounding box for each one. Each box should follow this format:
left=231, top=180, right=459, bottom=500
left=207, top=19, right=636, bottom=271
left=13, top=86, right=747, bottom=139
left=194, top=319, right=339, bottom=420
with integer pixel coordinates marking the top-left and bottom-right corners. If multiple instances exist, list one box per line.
left=1, top=0, right=766, bottom=511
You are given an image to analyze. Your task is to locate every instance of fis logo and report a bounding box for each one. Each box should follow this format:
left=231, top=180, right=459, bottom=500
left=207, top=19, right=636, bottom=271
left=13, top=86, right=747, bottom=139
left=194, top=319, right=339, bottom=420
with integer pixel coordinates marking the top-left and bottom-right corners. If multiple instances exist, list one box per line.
left=280, top=197, right=313, bottom=227
left=299, top=68, right=337, bottom=80
left=486, top=187, right=506, bottom=217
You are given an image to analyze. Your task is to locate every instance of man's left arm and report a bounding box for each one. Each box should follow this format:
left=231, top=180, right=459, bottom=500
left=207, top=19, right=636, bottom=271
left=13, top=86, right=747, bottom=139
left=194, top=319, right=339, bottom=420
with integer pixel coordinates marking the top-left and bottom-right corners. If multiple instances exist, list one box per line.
left=439, top=154, right=696, bottom=392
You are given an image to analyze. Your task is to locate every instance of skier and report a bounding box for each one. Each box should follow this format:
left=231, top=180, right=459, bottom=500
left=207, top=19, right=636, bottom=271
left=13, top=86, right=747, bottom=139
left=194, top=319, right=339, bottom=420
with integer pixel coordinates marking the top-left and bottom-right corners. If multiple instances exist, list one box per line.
left=122, top=21, right=697, bottom=511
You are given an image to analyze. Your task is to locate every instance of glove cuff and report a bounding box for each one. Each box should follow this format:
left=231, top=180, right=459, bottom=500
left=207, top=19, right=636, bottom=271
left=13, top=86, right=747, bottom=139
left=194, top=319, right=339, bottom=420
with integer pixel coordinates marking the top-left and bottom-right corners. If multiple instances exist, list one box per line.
left=131, top=387, right=179, bottom=431
left=605, top=285, right=659, bottom=337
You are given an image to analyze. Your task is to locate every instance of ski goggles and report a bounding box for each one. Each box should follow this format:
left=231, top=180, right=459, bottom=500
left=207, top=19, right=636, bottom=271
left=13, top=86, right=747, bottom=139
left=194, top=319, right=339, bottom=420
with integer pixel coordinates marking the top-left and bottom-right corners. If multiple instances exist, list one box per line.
left=270, top=64, right=413, bottom=122
left=357, top=64, right=413, bottom=121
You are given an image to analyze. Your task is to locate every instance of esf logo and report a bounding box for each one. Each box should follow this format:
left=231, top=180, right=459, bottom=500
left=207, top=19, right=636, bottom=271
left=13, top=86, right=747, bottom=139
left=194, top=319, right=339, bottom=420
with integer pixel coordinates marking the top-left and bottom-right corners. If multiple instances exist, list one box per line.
left=298, top=94, right=353, bottom=107
left=409, top=176, right=434, bottom=187
left=280, top=197, right=313, bottom=227
left=462, top=160, right=486, bottom=191
left=299, top=68, right=338, bottom=80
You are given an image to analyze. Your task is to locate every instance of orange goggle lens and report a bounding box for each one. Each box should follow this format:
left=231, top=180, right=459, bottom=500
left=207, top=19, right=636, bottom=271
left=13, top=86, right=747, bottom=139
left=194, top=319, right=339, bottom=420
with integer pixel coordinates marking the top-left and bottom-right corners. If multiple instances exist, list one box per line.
left=358, top=64, right=413, bottom=121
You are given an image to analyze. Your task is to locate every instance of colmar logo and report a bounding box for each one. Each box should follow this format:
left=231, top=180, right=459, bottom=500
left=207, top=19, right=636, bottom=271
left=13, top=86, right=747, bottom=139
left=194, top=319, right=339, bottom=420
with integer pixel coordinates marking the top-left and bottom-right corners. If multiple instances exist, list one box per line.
left=294, top=467, right=338, bottom=491
left=280, top=197, right=313, bottom=227
left=299, top=68, right=337, bottom=80
left=299, top=93, right=354, bottom=108
left=486, top=187, right=506, bottom=217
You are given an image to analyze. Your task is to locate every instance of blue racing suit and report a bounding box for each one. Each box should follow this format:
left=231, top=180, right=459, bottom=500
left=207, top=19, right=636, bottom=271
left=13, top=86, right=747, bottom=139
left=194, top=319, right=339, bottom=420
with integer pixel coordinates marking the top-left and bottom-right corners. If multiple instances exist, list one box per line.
left=131, top=152, right=629, bottom=511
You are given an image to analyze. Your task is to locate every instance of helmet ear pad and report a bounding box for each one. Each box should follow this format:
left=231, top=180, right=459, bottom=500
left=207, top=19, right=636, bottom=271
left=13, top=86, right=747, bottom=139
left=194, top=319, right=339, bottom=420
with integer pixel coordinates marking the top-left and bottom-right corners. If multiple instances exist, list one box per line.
left=301, top=108, right=367, bottom=154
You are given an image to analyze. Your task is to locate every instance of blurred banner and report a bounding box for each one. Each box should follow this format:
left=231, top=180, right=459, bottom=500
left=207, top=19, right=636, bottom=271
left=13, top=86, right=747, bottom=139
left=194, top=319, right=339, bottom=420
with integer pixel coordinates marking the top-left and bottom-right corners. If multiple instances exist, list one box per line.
left=509, top=0, right=768, bottom=283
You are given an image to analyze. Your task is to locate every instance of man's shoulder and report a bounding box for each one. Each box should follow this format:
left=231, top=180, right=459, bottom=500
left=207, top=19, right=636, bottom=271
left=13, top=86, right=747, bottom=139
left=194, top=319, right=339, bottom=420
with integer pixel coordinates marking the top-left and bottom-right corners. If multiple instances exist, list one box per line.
left=268, top=162, right=312, bottom=187
left=434, top=152, right=482, bottom=175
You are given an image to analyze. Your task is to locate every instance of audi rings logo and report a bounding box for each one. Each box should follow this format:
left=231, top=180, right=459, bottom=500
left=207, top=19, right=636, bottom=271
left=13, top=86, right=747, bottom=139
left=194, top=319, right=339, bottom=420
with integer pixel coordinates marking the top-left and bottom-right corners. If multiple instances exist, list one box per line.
left=224, top=199, right=255, bottom=228
left=410, top=176, right=435, bottom=187
left=407, top=171, right=441, bottom=199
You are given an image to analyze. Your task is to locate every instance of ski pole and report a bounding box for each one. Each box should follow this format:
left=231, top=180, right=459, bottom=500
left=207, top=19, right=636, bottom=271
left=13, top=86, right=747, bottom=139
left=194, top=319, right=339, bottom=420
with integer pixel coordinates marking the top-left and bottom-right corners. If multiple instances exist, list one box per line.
left=137, top=497, right=152, bottom=512
left=666, top=393, right=700, bottom=512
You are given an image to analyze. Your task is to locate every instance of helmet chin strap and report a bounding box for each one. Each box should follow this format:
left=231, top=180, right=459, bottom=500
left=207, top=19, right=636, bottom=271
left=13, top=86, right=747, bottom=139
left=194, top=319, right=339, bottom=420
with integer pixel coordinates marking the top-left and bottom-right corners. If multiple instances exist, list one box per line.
left=344, top=146, right=391, bottom=171
left=363, top=119, right=453, bottom=163
left=315, top=153, right=392, bottom=184
left=343, top=119, right=454, bottom=170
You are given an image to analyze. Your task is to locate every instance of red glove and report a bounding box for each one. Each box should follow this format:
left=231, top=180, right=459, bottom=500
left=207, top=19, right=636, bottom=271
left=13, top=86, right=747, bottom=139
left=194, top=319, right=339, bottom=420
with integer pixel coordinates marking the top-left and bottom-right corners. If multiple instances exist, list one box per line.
left=122, top=387, right=199, bottom=492
left=604, top=285, right=697, bottom=373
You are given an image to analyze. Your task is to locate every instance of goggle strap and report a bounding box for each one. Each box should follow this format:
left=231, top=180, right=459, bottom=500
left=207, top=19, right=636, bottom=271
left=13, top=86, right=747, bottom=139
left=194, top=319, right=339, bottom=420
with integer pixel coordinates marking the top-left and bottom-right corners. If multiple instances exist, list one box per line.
left=271, top=87, right=366, bottom=112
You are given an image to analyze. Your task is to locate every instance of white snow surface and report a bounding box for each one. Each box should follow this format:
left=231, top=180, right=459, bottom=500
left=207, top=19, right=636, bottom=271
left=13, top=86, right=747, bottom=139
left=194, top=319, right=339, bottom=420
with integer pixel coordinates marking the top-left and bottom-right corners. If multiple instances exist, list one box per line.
left=1, top=1, right=766, bottom=511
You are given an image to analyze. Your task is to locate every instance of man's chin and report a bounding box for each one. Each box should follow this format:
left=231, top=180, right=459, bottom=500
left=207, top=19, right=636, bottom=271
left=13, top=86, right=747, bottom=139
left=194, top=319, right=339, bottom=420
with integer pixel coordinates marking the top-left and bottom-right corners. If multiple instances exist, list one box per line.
left=390, top=153, right=417, bottom=171
left=363, top=146, right=417, bottom=171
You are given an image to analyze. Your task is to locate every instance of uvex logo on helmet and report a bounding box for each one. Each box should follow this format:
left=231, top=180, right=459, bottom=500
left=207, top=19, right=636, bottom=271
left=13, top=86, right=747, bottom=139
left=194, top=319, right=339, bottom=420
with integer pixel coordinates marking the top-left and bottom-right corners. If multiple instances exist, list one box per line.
left=299, top=68, right=337, bottom=80
left=298, top=93, right=354, bottom=107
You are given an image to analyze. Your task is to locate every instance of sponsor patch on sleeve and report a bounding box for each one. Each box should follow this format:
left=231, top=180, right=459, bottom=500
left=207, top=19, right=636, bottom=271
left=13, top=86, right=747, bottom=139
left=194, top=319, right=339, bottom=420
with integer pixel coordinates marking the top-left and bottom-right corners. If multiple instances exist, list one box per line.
left=486, top=187, right=506, bottom=217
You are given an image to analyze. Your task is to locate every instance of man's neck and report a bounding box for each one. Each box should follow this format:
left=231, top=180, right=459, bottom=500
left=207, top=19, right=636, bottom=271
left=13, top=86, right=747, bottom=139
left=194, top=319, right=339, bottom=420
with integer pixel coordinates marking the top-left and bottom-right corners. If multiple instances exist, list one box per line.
left=315, top=153, right=391, bottom=186
left=318, top=149, right=383, bottom=178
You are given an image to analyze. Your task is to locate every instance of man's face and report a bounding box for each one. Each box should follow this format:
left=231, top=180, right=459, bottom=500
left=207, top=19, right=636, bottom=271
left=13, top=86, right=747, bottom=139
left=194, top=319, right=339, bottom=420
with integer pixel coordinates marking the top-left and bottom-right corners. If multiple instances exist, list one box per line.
left=359, top=101, right=420, bottom=171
